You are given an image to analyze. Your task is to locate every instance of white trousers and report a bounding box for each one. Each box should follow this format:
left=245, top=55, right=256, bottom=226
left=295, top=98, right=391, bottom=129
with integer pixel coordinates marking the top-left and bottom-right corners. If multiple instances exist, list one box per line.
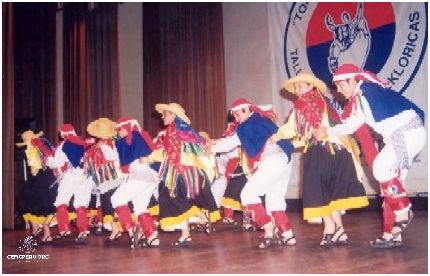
left=111, top=162, right=159, bottom=216
left=54, top=168, right=92, bottom=208
left=211, top=176, right=228, bottom=208
left=373, top=125, right=426, bottom=183
left=240, top=145, right=292, bottom=212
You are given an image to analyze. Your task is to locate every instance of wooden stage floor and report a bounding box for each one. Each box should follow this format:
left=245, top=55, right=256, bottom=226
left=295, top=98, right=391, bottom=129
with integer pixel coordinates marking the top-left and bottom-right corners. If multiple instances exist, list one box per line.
left=2, top=210, right=427, bottom=274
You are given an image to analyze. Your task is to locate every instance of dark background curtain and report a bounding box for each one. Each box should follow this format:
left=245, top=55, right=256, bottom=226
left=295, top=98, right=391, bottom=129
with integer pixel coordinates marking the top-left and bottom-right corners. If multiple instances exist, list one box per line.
left=87, top=4, right=121, bottom=120
left=14, top=3, right=57, bottom=143
left=63, top=3, right=120, bottom=137
left=4, top=3, right=57, bottom=229
left=3, top=2, right=15, bottom=230
left=142, top=3, right=227, bottom=137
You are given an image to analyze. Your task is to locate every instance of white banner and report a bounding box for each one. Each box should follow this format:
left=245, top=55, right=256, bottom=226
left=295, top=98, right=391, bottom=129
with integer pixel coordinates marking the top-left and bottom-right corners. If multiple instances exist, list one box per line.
left=268, top=2, right=428, bottom=194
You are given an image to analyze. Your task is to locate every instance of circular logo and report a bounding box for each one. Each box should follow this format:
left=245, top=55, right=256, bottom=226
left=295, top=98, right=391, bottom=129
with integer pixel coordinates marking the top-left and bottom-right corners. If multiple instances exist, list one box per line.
left=284, top=3, right=427, bottom=94
left=18, top=236, right=38, bottom=254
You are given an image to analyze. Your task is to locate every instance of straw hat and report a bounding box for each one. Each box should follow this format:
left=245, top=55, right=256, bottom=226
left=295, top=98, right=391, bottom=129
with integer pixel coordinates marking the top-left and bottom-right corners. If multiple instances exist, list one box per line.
left=87, top=118, right=116, bottom=139
left=155, top=103, right=191, bottom=125
left=284, top=72, right=327, bottom=94
left=16, top=130, right=44, bottom=147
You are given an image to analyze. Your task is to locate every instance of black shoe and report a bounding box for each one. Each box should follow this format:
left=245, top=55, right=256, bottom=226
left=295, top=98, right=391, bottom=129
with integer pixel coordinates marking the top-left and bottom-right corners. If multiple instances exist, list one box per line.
left=171, top=236, right=192, bottom=247
left=242, top=220, right=256, bottom=232
left=53, top=231, right=72, bottom=240
left=104, top=232, right=122, bottom=246
left=38, top=236, right=54, bottom=246
left=75, top=232, right=89, bottom=245
left=320, top=233, right=334, bottom=248
left=279, top=231, right=297, bottom=246
left=140, top=232, right=160, bottom=248
left=331, top=227, right=348, bottom=245
left=370, top=235, right=402, bottom=249
left=258, top=236, right=276, bottom=249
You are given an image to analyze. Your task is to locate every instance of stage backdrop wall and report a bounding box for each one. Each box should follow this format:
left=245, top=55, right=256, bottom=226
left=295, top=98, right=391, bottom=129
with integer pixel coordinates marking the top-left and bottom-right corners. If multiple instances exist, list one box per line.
left=223, top=2, right=428, bottom=198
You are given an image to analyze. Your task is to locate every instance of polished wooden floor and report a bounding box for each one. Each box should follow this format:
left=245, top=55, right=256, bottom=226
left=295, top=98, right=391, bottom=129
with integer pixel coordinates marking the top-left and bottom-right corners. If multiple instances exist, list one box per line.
left=2, top=211, right=427, bottom=274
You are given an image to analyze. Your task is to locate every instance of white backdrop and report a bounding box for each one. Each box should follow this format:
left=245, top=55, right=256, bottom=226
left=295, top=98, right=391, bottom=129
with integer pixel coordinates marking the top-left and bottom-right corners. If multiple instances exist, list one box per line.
left=267, top=2, right=428, bottom=196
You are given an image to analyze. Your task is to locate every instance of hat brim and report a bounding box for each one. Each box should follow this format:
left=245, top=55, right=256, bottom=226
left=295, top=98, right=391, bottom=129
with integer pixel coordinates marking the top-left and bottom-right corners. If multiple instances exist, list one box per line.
left=284, top=75, right=327, bottom=94
left=155, top=103, right=191, bottom=125
left=16, top=131, right=44, bottom=147
left=87, top=119, right=116, bottom=139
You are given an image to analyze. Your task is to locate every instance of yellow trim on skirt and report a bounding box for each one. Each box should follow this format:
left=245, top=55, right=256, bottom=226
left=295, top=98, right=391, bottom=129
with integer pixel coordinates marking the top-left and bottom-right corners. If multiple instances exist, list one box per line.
left=303, top=196, right=369, bottom=220
left=149, top=204, right=160, bottom=216
left=87, top=209, right=99, bottom=217
left=160, top=206, right=202, bottom=229
left=23, top=214, right=48, bottom=224
left=208, top=210, right=221, bottom=223
left=221, top=197, right=242, bottom=211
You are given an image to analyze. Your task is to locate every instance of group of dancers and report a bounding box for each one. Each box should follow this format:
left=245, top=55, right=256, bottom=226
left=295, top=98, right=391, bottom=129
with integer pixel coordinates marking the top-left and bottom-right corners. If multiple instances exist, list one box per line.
left=17, top=63, right=426, bottom=249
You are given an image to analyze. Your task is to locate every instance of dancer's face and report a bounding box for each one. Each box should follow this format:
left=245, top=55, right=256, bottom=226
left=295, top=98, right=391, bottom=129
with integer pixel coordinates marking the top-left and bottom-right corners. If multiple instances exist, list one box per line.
left=162, top=110, right=176, bottom=126
left=233, top=107, right=251, bottom=123
left=335, top=78, right=357, bottom=99
left=117, top=127, right=128, bottom=138
left=294, top=82, right=314, bottom=96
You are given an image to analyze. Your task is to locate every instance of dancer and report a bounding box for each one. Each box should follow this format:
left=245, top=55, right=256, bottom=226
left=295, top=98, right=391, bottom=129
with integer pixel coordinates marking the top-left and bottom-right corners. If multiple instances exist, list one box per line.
left=273, top=72, right=369, bottom=247
left=83, top=118, right=124, bottom=244
left=16, top=130, right=59, bottom=244
left=209, top=117, right=250, bottom=227
left=313, top=63, right=426, bottom=248
left=47, top=124, right=92, bottom=244
left=211, top=98, right=296, bottom=248
left=110, top=117, right=160, bottom=248
left=149, top=103, right=220, bottom=247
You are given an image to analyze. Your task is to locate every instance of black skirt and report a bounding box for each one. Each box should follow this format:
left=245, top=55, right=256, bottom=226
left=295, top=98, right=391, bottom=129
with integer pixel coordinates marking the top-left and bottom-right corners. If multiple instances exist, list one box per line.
left=88, top=193, right=99, bottom=210
left=158, top=176, right=221, bottom=230
left=17, top=169, right=58, bottom=218
left=221, top=166, right=247, bottom=211
left=302, top=143, right=369, bottom=219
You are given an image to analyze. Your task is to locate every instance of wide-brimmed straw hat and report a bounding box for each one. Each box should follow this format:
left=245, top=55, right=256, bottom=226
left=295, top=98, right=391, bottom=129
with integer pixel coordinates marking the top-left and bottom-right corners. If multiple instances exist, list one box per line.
left=16, top=130, right=44, bottom=147
left=284, top=72, right=327, bottom=94
left=87, top=118, right=116, bottom=139
left=155, top=103, right=191, bottom=125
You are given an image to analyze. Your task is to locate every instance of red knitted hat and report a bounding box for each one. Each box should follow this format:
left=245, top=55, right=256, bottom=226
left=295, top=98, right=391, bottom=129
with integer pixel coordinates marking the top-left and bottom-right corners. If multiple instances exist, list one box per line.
left=231, top=98, right=252, bottom=112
